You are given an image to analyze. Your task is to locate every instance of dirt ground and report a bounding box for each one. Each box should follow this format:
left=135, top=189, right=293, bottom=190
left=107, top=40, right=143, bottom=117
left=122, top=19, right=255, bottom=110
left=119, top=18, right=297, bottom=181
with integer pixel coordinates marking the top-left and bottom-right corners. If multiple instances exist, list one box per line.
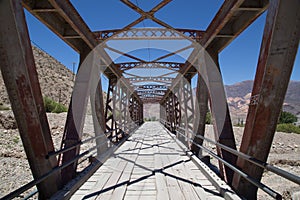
left=203, top=125, right=300, bottom=200
left=0, top=112, right=299, bottom=199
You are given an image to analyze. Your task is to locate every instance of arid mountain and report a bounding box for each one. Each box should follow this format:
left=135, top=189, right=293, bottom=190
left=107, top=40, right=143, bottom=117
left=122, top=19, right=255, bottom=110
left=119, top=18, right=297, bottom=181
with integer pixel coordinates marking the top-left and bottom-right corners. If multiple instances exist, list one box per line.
left=0, top=45, right=74, bottom=107
left=1, top=46, right=298, bottom=125
left=225, top=80, right=300, bottom=124
left=143, top=80, right=300, bottom=123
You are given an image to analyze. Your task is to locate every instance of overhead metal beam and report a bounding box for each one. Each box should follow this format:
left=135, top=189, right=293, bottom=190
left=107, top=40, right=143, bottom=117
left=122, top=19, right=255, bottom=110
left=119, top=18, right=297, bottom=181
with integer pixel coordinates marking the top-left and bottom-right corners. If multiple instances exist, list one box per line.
left=135, top=84, right=168, bottom=90
left=232, top=0, right=300, bottom=198
left=200, top=0, right=269, bottom=50
left=22, top=0, right=90, bottom=53
left=95, top=28, right=204, bottom=41
left=162, top=0, right=269, bottom=103
left=116, top=62, right=184, bottom=71
left=128, top=77, right=174, bottom=84
left=0, top=0, right=61, bottom=198
left=204, top=0, right=269, bottom=52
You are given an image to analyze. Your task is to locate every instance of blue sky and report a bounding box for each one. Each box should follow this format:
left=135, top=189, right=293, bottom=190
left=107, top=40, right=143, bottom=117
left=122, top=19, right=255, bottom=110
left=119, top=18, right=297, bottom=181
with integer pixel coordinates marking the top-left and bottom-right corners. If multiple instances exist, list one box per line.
left=25, top=0, right=299, bottom=86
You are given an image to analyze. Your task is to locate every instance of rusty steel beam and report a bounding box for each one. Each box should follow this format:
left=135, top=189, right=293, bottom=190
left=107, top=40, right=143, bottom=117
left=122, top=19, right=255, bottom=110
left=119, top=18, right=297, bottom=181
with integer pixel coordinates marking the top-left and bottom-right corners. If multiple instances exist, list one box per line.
left=127, top=76, right=174, bottom=84
left=23, top=0, right=136, bottom=91
left=104, top=78, right=117, bottom=140
left=162, top=0, right=269, bottom=103
left=200, top=0, right=245, bottom=48
left=201, top=0, right=269, bottom=52
left=102, top=0, right=171, bottom=39
left=47, top=0, right=97, bottom=49
left=120, top=0, right=173, bottom=31
left=135, top=84, right=168, bottom=90
left=232, top=0, right=300, bottom=198
left=22, top=0, right=141, bottom=184
left=105, top=45, right=147, bottom=63
left=95, top=28, right=204, bottom=41
left=142, top=98, right=163, bottom=104
left=116, top=62, right=184, bottom=71
left=0, top=0, right=61, bottom=198
left=22, top=0, right=90, bottom=53
left=137, top=90, right=166, bottom=95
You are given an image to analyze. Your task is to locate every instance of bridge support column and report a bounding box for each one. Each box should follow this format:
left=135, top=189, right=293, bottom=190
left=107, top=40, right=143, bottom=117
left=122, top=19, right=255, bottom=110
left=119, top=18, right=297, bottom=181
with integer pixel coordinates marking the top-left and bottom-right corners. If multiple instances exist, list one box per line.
left=191, top=74, right=209, bottom=157
left=174, top=92, right=181, bottom=131
left=0, top=0, right=61, bottom=198
left=206, top=50, right=237, bottom=185
left=233, top=0, right=300, bottom=198
left=129, top=95, right=140, bottom=126
left=159, top=103, right=166, bottom=123
left=139, top=102, right=143, bottom=125
left=104, top=78, right=118, bottom=142
left=92, top=76, right=107, bottom=156
left=61, top=47, right=101, bottom=184
left=167, top=92, right=177, bottom=132
left=177, top=77, right=194, bottom=147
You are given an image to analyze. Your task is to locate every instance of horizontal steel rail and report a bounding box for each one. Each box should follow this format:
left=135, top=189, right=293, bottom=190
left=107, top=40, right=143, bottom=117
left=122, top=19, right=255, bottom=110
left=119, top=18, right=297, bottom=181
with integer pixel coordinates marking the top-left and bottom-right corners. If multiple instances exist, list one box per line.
left=2, top=124, right=140, bottom=200
left=46, top=129, right=117, bottom=159
left=176, top=125, right=300, bottom=185
left=173, top=126, right=281, bottom=199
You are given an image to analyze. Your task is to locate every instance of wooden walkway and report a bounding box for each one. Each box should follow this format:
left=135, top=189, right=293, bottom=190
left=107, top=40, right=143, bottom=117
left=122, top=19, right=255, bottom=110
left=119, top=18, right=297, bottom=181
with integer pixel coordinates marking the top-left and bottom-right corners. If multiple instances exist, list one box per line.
left=71, top=122, right=238, bottom=200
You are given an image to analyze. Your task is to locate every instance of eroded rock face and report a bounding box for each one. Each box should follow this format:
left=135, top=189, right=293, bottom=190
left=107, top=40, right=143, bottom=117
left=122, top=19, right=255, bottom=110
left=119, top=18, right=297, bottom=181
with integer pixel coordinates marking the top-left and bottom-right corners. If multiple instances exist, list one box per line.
left=0, top=45, right=74, bottom=108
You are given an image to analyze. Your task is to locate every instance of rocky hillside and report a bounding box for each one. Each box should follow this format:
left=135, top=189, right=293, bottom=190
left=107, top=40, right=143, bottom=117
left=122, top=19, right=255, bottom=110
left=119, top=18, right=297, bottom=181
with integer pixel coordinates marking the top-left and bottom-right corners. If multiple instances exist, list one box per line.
left=0, top=45, right=74, bottom=107
left=226, top=80, right=300, bottom=124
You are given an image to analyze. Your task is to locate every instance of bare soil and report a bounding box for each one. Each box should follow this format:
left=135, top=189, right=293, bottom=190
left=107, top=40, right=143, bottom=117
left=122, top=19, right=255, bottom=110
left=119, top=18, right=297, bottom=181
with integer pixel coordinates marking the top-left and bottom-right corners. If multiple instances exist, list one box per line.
left=0, top=114, right=299, bottom=199
left=203, top=125, right=300, bottom=200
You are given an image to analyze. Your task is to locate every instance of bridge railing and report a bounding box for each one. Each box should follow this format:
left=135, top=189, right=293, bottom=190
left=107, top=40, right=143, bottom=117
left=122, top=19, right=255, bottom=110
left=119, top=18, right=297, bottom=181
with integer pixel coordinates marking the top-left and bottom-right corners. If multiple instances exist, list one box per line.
left=1, top=122, right=140, bottom=200
left=159, top=119, right=300, bottom=200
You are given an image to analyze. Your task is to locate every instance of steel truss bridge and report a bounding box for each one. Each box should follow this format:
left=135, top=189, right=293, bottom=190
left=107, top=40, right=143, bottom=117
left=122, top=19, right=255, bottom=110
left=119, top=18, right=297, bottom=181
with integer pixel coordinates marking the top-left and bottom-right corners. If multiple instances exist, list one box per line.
left=0, top=0, right=299, bottom=199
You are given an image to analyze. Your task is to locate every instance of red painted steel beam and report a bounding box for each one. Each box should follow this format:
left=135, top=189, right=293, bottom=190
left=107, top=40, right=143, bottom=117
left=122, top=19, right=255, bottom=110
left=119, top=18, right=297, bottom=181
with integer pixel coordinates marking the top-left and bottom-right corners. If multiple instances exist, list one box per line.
left=232, top=0, right=300, bottom=198
left=47, top=0, right=97, bottom=49
left=94, top=28, right=204, bottom=41
left=200, top=0, right=245, bottom=48
left=0, top=0, right=61, bottom=198
left=201, top=0, right=269, bottom=52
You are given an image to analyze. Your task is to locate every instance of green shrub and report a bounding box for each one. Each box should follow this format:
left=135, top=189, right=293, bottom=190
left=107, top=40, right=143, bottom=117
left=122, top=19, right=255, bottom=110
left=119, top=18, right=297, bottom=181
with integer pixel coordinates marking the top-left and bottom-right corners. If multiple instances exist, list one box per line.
left=234, top=123, right=245, bottom=127
left=52, top=104, right=68, bottom=113
left=206, top=112, right=211, bottom=124
left=276, top=123, right=300, bottom=134
left=43, top=97, right=67, bottom=113
left=278, top=111, right=297, bottom=124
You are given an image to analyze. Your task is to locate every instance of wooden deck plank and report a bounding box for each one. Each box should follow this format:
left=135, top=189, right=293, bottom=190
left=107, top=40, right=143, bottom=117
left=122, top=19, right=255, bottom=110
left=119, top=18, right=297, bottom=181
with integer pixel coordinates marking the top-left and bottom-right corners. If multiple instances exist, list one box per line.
left=70, top=122, right=238, bottom=200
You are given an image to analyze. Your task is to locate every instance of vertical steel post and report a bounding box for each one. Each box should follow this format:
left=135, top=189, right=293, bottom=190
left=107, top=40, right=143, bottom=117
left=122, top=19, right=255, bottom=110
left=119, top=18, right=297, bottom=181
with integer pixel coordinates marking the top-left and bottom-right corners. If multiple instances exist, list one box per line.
left=0, top=0, right=61, bottom=198
left=208, top=50, right=237, bottom=185
left=92, top=77, right=107, bottom=156
left=191, top=74, right=209, bottom=157
left=233, top=1, right=300, bottom=198
left=104, top=78, right=117, bottom=141
left=60, top=47, right=91, bottom=184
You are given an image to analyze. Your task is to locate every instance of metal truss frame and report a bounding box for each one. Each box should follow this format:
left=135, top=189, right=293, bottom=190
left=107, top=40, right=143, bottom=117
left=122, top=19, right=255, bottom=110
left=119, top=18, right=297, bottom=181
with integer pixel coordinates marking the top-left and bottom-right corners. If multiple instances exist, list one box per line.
left=2, top=0, right=299, bottom=198
left=116, top=62, right=184, bottom=71
left=95, top=28, right=204, bottom=41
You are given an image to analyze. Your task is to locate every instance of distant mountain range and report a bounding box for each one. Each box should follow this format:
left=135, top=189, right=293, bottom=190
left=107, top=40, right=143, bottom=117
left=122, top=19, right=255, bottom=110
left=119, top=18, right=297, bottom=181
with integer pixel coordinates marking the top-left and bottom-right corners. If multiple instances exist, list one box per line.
left=1, top=46, right=298, bottom=125
left=225, top=80, right=300, bottom=124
